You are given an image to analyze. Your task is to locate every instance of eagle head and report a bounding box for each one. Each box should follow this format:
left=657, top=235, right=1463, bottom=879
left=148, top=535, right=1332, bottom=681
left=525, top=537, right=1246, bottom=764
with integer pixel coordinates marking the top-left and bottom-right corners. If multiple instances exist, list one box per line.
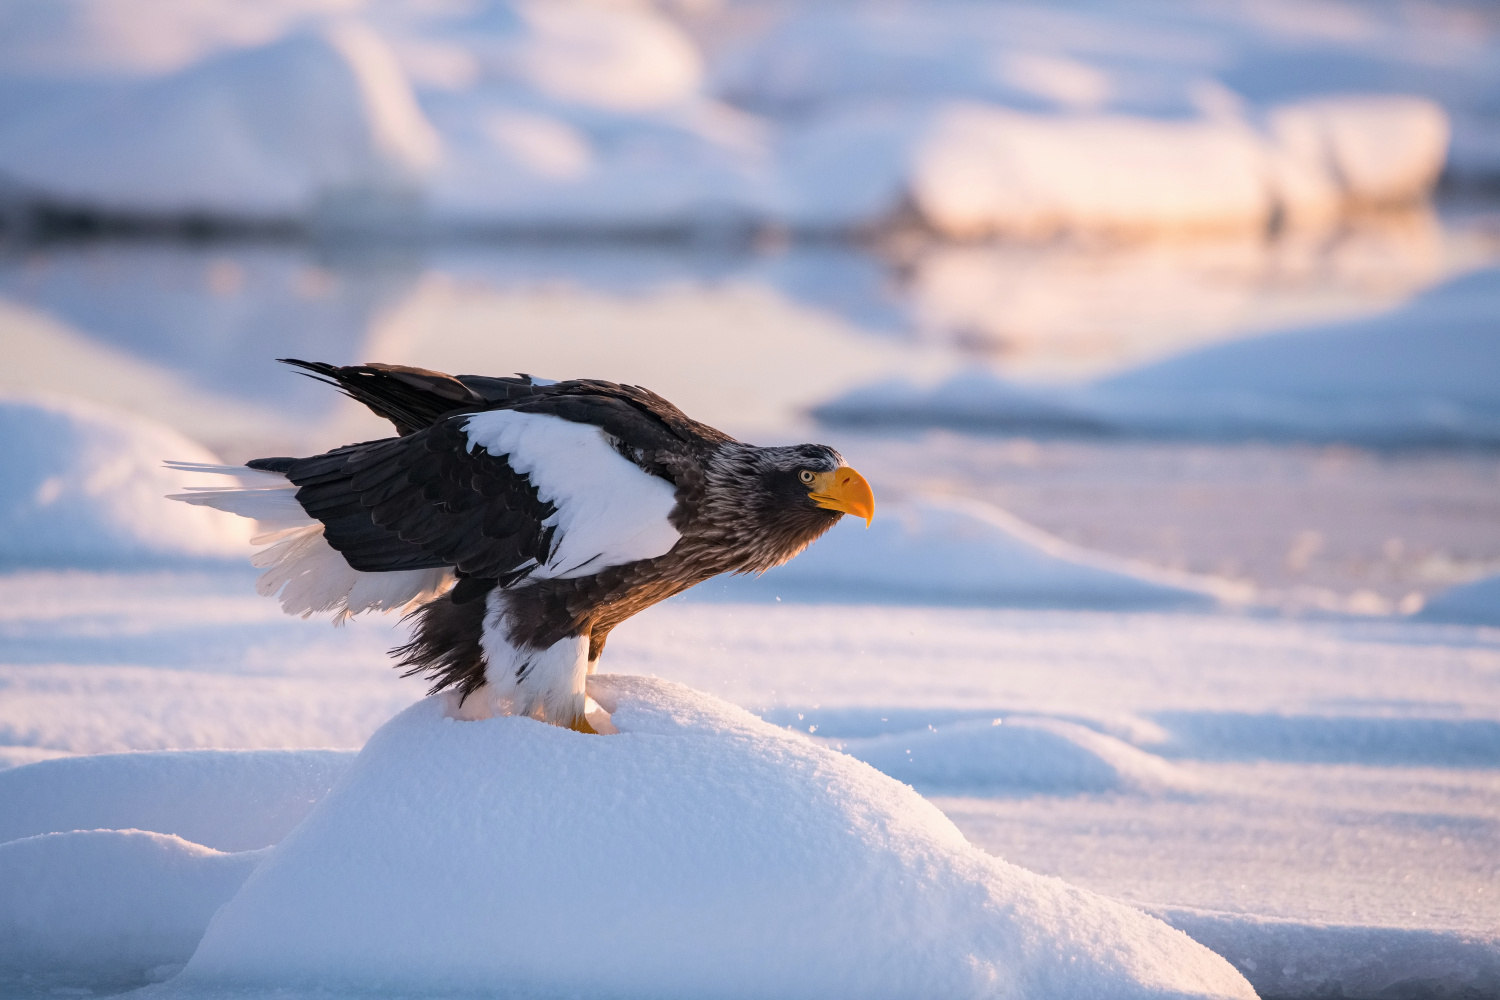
left=701, top=442, right=875, bottom=574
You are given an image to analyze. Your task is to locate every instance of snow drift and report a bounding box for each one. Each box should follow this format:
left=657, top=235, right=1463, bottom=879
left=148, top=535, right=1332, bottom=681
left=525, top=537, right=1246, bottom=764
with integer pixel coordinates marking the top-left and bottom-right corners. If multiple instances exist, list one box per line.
left=1153, top=906, right=1500, bottom=1000
left=171, top=676, right=1252, bottom=999
left=833, top=715, right=1195, bottom=795
left=700, top=495, right=1239, bottom=609
left=1418, top=574, right=1500, bottom=628
left=816, top=266, right=1500, bottom=445
left=0, top=394, right=252, bottom=566
left=0, top=749, right=355, bottom=852
left=0, top=830, right=263, bottom=972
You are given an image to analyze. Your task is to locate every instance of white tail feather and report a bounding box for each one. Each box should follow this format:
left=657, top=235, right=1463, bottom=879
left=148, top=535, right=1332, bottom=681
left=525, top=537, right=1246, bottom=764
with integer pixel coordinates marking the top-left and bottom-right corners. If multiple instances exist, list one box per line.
left=164, top=461, right=289, bottom=485
left=170, top=487, right=312, bottom=530
left=252, top=524, right=453, bottom=623
left=166, top=462, right=313, bottom=532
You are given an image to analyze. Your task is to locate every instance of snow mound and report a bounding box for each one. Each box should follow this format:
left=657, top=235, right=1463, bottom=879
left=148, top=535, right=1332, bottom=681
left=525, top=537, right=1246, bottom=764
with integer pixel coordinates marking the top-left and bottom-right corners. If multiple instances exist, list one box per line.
left=0, top=749, right=355, bottom=852
left=701, top=495, right=1237, bottom=609
left=177, top=676, right=1253, bottom=999
left=1154, top=906, right=1500, bottom=1000
left=1417, top=574, right=1500, bottom=628
left=836, top=716, right=1195, bottom=795
left=0, top=394, right=253, bottom=566
left=817, top=266, right=1500, bottom=445
left=0, top=829, right=262, bottom=971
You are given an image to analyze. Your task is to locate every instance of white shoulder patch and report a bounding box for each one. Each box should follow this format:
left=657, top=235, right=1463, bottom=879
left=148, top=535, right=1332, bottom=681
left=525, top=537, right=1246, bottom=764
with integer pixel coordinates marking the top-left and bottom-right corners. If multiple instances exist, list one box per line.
left=461, top=409, right=681, bottom=579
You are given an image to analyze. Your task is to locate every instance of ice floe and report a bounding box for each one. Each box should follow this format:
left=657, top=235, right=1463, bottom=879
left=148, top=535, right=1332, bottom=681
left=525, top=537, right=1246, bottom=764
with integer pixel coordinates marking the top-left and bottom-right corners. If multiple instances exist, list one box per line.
left=911, top=96, right=1447, bottom=239
left=0, top=395, right=253, bottom=566
left=0, top=0, right=1482, bottom=232
left=816, top=265, right=1500, bottom=444
left=0, top=21, right=437, bottom=219
left=700, top=495, right=1243, bottom=609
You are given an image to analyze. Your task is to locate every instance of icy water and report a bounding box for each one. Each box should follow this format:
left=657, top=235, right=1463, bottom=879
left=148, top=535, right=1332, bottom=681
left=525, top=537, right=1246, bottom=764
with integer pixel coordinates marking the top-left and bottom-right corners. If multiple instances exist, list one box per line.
left=4, top=200, right=1500, bottom=607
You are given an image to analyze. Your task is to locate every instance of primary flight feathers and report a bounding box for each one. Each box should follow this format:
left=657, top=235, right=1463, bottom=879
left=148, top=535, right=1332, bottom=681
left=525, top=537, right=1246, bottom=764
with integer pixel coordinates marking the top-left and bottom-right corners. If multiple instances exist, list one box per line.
left=171, top=360, right=874, bottom=733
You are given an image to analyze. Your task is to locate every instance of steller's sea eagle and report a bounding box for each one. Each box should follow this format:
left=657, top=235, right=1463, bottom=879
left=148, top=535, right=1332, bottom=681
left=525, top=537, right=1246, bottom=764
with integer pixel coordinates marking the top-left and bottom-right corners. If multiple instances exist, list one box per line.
left=171, top=360, right=874, bottom=733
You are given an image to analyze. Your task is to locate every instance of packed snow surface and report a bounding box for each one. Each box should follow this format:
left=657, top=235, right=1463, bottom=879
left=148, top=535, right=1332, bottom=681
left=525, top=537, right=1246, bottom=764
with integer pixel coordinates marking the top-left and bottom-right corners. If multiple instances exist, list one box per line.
left=1, top=569, right=1498, bottom=997
left=0, top=395, right=252, bottom=566
left=171, top=677, right=1251, bottom=999
left=817, top=266, right=1500, bottom=444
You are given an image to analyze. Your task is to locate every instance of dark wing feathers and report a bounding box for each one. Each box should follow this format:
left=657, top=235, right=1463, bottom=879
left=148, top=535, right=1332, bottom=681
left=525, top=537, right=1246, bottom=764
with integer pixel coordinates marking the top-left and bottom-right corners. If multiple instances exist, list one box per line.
left=277, top=419, right=557, bottom=580
left=279, top=358, right=729, bottom=451
left=255, top=360, right=732, bottom=583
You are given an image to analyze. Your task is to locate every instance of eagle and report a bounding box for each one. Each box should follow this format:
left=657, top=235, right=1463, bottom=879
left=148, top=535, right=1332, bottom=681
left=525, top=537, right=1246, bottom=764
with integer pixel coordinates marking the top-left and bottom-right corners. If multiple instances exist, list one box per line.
left=171, top=360, right=874, bottom=734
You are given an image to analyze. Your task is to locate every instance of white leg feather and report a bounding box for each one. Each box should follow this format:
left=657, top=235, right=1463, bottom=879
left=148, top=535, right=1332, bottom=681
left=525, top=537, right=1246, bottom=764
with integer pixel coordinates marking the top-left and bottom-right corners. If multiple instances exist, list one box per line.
left=477, top=589, right=590, bottom=725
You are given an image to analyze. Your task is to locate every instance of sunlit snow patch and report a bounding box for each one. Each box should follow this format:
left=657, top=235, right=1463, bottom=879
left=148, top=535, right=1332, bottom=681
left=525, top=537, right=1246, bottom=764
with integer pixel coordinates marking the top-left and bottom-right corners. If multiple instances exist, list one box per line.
left=160, top=675, right=1251, bottom=999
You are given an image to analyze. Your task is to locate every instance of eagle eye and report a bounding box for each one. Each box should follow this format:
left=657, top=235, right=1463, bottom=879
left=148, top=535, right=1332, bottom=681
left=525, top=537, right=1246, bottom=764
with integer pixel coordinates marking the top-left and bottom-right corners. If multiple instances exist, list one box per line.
left=798, top=470, right=816, bottom=485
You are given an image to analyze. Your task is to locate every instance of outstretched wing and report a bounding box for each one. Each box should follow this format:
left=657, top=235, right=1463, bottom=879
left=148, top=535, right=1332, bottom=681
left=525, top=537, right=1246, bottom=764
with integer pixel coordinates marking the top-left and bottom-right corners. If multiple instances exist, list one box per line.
left=174, top=387, right=706, bottom=619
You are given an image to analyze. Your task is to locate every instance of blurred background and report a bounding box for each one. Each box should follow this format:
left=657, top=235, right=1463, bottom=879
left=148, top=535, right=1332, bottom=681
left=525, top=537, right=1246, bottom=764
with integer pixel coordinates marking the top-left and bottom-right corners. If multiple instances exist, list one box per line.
left=1, top=0, right=1498, bottom=615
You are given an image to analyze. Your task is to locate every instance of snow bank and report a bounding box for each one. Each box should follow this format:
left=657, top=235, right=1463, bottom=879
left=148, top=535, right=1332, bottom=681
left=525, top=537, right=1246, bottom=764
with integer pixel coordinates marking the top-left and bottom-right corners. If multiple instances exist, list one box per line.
left=701, top=495, right=1237, bottom=609
left=0, top=395, right=253, bottom=566
left=1417, top=574, right=1500, bottom=628
left=177, top=676, right=1253, bottom=999
left=816, top=266, right=1500, bottom=445
left=0, top=749, right=355, bottom=852
left=912, top=97, right=1447, bottom=238
left=835, top=716, right=1194, bottom=795
left=1154, top=906, right=1500, bottom=1000
left=0, top=829, right=262, bottom=971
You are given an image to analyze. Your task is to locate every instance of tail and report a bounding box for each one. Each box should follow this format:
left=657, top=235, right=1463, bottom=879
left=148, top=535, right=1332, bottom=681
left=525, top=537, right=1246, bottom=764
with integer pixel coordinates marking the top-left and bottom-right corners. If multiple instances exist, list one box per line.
left=166, top=461, right=452, bottom=622
left=279, top=359, right=545, bottom=436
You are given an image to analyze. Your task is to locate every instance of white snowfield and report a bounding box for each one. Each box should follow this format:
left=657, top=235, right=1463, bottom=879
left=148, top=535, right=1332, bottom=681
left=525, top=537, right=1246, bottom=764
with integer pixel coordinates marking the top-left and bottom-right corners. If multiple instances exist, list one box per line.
left=1, top=569, right=1498, bottom=998
left=817, top=265, right=1500, bottom=445
left=0, top=0, right=1482, bottom=232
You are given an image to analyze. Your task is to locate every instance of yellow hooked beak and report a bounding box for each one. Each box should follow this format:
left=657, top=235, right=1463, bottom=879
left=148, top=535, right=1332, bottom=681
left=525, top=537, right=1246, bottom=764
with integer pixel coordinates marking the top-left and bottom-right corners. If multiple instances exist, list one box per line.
left=809, top=466, right=875, bottom=526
